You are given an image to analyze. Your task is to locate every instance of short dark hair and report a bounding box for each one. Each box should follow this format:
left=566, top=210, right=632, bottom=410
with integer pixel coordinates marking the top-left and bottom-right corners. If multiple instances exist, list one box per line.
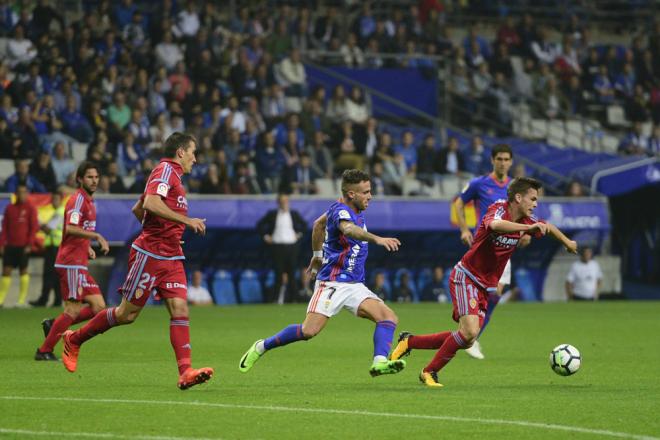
left=491, top=143, right=513, bottom=159
left=507, top=177, right=542, bottom=202
left=163, top=132, right=196, bottom=158
left=341, top=169, right=370, bottom=195
left=76, top=161, right=99, bottom=182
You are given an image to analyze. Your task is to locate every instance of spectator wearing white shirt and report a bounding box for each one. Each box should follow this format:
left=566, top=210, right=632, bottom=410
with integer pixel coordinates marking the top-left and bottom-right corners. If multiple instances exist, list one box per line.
left=7, top=25, right=38, bottom=68
left=172, top=1, right=200, bottom=39
left=155, top=31, right=184, bottom=70
left=188, top=270, right=212, bottom=306
left=566, top=247, right=603, bottom=301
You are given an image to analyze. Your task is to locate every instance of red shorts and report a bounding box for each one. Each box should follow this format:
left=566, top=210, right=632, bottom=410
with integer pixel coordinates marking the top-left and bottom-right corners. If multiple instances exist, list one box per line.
left=55, top=266, right=102, bottom=301
left=449, top=266, right=488, bottom=328
left=120, top=248, right=187, bottom=307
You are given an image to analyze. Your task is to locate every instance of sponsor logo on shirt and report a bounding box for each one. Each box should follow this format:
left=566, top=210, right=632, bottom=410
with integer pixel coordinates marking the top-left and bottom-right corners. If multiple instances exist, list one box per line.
left=83, top=220, right=96, bottom=231
left=166, top=282, right=186, bottom=289
left=490, top=234, right=519, bottom=248
left=176, top=195, right=188, bottom=209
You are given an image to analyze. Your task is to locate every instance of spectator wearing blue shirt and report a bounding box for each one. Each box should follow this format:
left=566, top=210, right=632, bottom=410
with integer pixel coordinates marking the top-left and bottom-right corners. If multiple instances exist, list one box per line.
left=465, top=136, right=489, bottom=175
left=4, top=159, right=47, bottom=193
left=395, top=130, right=417, bottom=175
left=61, top=95, right=94, bottom=142
left=256, top=131, right=286, bottom=193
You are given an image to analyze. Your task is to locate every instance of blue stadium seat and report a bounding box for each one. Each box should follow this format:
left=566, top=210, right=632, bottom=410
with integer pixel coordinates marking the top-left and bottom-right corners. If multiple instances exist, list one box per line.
left=238, top=269, right=263, bottom=304
left=211, top=270, right=237, bottom=305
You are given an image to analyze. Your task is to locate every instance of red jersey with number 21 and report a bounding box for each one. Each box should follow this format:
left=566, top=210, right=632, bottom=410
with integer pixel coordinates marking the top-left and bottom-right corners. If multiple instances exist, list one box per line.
left=132, top=159, right=187, bottom=259
left=459, top=201, right=544, bottom=290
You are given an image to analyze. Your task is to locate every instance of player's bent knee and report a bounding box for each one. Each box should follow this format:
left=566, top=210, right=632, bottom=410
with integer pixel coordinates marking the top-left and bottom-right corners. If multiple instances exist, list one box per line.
left=301, top=325, right=320, bottom=339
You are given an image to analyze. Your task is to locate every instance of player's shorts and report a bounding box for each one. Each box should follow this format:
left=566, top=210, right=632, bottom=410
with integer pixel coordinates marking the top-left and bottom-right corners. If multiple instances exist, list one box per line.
left=449, top=266, right=488, bottom=328
left=3, top=246, right=28, bottom=270
left=307, top=280, right=382, bottom=317
left=120, top=248, right=187, bottom=307
left=498, top=260, right=512, bottom=285
left=55, top=266, right=102, bottom=301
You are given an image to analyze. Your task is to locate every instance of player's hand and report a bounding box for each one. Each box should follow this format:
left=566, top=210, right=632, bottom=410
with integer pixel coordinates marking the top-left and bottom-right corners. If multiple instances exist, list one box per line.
left=460, top=229, right=473, bottom=246
left=518, top=234, right=532, bottom=248
left=305, top=256, right=323, bottom=278
left=565, top=240, right=578, bottom=254
left=376, top=237, right=401, bottom=252
left=529, top=222, right=548, bottom=236
left=264, top=234, right=273, bottom=244
left=97, top=234, right=110, bottom=255
left=88, top=247, right=96, bottom=260
left=187, top=218, right=206, bottom=235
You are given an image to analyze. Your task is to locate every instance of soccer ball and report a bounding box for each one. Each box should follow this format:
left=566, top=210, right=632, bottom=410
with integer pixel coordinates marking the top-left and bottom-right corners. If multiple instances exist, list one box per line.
left=549, top=344, right=581, bottom=376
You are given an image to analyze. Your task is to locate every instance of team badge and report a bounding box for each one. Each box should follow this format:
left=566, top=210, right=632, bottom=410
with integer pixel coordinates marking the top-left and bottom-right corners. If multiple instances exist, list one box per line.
left=135, top=288, right=144, bottom=299
left=70, top=211, right=80, bottom=225
left=469, top=298, right=477, bottom=309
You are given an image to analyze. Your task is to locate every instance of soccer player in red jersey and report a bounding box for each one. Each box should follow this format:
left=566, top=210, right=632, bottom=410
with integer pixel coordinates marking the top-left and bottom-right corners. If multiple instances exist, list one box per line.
left=391, top=177, right=578, bottom=387
left=35, top=162, right=109, bottom=361
left=61, top=133, right=213, bottom=390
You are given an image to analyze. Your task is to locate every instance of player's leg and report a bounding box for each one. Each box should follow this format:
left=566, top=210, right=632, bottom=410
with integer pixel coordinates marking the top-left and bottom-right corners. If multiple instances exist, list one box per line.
left=0, top=254, right=15, bottom=306
left=239, top=281, right=335, bottom=373
left=164, top=296, right=214, bottom=390
left=467, top=260, right=510, bottom=360
left=16, top=248, right=30, bottom=306
left=356, top=297, right=406, bottom=376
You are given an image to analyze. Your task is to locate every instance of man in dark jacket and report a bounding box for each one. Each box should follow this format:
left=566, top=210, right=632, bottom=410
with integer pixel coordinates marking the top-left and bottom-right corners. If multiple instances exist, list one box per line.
left=256, top=193, right=307, bottom=303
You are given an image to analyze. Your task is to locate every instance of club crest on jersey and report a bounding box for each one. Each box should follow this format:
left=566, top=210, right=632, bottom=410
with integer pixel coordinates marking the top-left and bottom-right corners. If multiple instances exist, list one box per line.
left=157, top=182, right=169, bottom=197
left=469, top=297, right=477, bottom=309
left=135, top=288, right=144, bottom=299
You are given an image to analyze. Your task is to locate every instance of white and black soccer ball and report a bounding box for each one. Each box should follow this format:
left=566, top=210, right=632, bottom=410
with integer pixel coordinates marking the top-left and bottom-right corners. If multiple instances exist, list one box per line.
left=549, top=344, right=581, bottom=376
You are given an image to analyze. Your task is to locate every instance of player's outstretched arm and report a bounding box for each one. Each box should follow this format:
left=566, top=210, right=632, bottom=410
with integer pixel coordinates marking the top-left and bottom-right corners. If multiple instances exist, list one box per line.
left=454, top=198, right=473, bottom=246
left=131, top=198, right=145, bottom=223
left=143, top=194, right=206, bottom=235
left=306, top=213, right=327, bottom=276
left=490, top=219, right=546, bottom=234
left=546, top=223, right=578, bottom=254
left=338, top=220, right=400, bottom=251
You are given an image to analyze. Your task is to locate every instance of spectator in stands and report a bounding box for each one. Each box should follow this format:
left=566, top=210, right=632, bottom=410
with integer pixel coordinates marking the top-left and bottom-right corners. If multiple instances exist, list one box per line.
left=50, top=141, right=76, bottom=186
left=187, top=270, right=213, bottom=306
left=487, top=72, right=514, bottom=135
left=626, top=84, right=651, bottom=123
left=435, top=136, right=466, bottom=175
left=565, top=180, right=585, bottom=197
left=29, top=151, right=57, bottom=193
left=564, top=74, right=587, bottom=116
left=61, top=95, right=94, bottom=143
left=256, top=193, right=307, bottom=304
left=382, top=152, right=406, bottom=195
left=416, top=133, right=437, bottom=186
left=648, top=124, right=660, bottom=156
left=107, top=91, right=131, bottom=136
left=531, top=26, right=559, bottom=65
left=593, top=65, right=616, bottom=104
left=172, top=0, right=200, bottom=40
left=395, top=130, right=417, bottom=175
left=346, top=87, right=370, bottom=125
left=465, top=135, right=488, bottom=175
left=371, top=271, right=390, bottom=301
left=537, top=76, right=570, bottom=119
left=341, top=32, right=365, bottom=68
left=311, top=6, right=340, bottom=50
left=326, top=84, right=349, bottom=124
left=619, top=122, right=649, bottom=155
left=276, top=48, right=307, bottom=108
left=566, top=247, right=603, bottom=301
left=394, top=271, right=414, bottom=303
left=256, top=131, right=286, bottom=193
left=7, top=25, right=38, bottom=68
left=307, top=131, right=333, bottom=179
left=370, top=160, right=387, bottom=196
left=261, top=84, right=287, bottom=124
left=117, top=131, right=146, bottom=175
left=421, top=266, right=448, bottom=302
left=5, top=159, right=46, bottom=193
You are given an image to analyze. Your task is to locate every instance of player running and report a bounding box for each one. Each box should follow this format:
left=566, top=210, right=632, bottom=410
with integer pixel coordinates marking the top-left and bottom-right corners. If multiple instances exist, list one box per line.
left=61, top=133, right=213, bottom=390
left=239, top=169, right=406, bottom=377
left=392, top=177, right=577, bottom=387
left=454, top=143, right=529, bottom=359
left=35, top=162, right=109, bottom=361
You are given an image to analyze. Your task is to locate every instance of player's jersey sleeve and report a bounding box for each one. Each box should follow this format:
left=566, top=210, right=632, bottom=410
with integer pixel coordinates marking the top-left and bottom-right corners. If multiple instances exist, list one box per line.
left=333, top=204, right=356, bottom=226
left=145, top=164, right=176, bottom=198
left=481, top=203, right=506, bottom=230
left=65, top=194, right=84, bottom=226
left=521, top=215, right=546, bottom=238
left=459, top=177, right=480, bottom=203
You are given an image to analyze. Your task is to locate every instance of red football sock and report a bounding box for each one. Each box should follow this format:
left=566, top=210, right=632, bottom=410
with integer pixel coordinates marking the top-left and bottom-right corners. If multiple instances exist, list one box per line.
left=71, top=307, right=118, bottom=345
left=170, top=316, right=191, bottom=375
left=408, top=331, right=451, bottom=349
left=72, top=306, right=95, bottom=324
left=39, top=313, right=74, bottom=353
left=424, top=331, right=469, bottom=373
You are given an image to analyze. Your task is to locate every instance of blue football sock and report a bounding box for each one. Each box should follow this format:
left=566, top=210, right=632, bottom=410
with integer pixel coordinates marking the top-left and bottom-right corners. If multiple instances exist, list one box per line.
left=264, top=324, right=305, bottom=351
left=478, top=293, right=501, bottom=338
left=373, top=320, right=397, bottom=359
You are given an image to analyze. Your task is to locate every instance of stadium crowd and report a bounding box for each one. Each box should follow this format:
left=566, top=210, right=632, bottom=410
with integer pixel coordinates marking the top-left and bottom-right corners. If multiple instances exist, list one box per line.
left=0, top=0, right=659, bottom=199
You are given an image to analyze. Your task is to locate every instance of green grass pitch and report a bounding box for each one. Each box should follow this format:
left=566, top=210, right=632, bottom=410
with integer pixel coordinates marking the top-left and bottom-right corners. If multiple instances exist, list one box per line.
left=1, top=302, right=659, bottom=439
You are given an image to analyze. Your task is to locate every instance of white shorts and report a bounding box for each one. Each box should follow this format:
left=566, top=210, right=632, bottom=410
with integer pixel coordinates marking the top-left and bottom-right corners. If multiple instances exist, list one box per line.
left=499, top=260, right=512, bottom=286
left=307, top=280, right=382, bottom=317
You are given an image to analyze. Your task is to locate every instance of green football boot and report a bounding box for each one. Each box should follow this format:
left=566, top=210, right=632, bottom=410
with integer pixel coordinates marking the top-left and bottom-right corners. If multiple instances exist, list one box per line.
left=239, top=339, right=264, bottom=373
left=369, top=359, right=406, bottom=377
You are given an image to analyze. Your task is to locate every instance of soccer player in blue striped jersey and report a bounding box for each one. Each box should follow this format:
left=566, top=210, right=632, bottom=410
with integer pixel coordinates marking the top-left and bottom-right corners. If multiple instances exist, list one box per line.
left=239, top=169, right=406, bottom=377
left=453, top=144, right=530, bottom=359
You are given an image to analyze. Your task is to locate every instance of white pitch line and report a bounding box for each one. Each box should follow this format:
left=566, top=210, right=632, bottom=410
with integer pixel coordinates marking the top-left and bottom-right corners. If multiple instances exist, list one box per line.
left=1, top=395, right=657, bottom=440
left=0, top=427, right=222, bottom=440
